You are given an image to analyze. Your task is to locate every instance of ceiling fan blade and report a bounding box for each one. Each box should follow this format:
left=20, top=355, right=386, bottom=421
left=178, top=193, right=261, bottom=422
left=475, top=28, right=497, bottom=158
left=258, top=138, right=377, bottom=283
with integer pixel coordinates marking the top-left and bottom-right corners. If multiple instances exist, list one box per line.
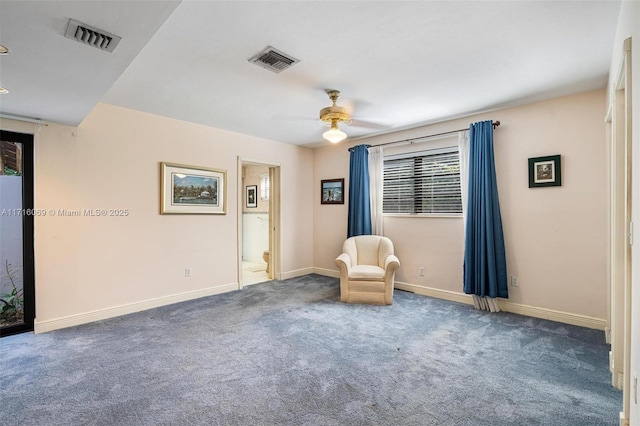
left=272, top=114, right=316, bottom=122
left=349, top=118, right=390, bottom=130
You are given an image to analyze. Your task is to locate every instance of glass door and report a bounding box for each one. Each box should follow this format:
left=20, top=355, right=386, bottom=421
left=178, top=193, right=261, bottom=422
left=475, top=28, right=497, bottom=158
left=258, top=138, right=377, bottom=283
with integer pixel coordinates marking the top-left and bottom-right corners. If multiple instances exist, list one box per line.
left=0, top=130, right=34, bottom=337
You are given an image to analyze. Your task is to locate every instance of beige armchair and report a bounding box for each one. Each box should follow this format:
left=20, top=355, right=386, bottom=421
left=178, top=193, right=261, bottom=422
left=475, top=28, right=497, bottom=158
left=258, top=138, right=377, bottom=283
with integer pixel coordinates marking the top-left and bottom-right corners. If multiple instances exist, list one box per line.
left=335, top=235, right=400, bottom=305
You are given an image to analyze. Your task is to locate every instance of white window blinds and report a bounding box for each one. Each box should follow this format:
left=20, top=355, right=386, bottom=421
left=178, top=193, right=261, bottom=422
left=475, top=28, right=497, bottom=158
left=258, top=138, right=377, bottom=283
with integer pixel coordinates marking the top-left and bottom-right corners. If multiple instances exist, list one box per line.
left=383, top=147, right=462, bottom=214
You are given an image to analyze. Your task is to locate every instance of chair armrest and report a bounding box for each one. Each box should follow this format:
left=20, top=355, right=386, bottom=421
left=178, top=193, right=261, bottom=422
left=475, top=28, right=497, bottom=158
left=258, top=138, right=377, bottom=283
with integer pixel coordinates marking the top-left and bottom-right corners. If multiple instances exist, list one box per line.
left=335, top=253, right=352, bottom=272
left=384, top=255, right=400, bottom=272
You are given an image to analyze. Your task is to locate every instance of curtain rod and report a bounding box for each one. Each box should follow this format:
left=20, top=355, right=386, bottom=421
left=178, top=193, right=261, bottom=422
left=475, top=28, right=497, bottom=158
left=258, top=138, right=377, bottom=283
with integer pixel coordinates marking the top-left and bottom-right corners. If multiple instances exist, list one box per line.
left=349, top=120, right=500, bottom=151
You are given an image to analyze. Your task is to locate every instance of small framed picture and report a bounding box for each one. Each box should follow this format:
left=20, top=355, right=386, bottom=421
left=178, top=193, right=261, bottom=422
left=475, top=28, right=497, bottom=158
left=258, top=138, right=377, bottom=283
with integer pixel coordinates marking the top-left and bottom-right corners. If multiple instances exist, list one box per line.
left=528, top=155, right=561, bottom=188
left=246, top=185, right=257, bottom=208
left=321, top=178, right=345, bottom=204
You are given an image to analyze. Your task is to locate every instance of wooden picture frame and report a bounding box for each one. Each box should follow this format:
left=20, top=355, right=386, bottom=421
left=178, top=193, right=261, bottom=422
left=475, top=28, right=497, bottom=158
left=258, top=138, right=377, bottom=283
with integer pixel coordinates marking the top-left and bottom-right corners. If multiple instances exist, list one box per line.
left=528, top=155, right=561, bottom=188
left=160, top=162, right=226, bottom=214
left=321, top=178, right=345, bottom=204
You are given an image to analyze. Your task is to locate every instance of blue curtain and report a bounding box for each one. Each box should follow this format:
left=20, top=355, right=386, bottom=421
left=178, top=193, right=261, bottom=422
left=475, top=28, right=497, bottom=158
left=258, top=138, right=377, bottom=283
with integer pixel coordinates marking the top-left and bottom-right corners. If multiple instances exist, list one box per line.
left=347, top=144, right=372, bottom=237
left=463, top=121, right=508, bottom=299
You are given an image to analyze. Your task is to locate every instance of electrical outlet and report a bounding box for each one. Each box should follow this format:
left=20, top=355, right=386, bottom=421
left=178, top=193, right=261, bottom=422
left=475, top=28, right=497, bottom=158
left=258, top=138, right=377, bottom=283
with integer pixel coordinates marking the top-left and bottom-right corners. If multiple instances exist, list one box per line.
left=511, top=276, right=519, bottom=287
left=419, top=267, right=425, bottom=276
left=185, top=268, right=191, bottom=278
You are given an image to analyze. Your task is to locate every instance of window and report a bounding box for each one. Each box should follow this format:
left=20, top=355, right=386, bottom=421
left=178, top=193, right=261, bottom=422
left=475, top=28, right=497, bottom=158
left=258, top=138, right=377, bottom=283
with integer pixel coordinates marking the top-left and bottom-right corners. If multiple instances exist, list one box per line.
left=260, top=173, right=269, bottom=201
left=383, top=147, right=462, bottom=214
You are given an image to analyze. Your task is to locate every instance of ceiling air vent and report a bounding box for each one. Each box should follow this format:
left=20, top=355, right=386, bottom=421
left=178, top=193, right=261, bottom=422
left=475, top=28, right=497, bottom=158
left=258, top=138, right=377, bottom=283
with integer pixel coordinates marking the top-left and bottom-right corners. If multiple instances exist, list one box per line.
left=248, top=46, right=299, bottom=73
left=64, top=19, right=121, bottom=53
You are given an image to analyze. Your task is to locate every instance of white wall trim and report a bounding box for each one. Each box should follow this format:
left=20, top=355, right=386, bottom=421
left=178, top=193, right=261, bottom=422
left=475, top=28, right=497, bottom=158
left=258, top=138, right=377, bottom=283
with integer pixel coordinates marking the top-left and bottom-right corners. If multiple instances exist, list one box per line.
left=314, top=271, right=608, bottom=331
left=397, top=281, right=606, bottom=330
left=313, top=267, right=339, bottom=278
left=395, top=281, right=475, bottom=306
left=34, top=272, right=608, bottom=333
left=498, top=300, right=607, bottom=330
left=34, top=282, right=238, bottom=334
left=620, top=411, right=629, bottom=426
left=280, top=267, right=315, bottom=280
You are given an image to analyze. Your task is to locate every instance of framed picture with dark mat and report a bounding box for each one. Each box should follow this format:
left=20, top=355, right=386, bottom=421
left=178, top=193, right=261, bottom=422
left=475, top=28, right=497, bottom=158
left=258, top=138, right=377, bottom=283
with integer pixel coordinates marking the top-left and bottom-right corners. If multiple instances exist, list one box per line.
left=528, top=155, right=561, bottom=188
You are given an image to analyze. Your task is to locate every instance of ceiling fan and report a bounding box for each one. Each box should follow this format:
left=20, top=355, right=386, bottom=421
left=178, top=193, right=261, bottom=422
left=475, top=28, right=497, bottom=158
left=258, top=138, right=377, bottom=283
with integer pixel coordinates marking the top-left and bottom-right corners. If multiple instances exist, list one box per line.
left=319, top=90, right=351, bottom=143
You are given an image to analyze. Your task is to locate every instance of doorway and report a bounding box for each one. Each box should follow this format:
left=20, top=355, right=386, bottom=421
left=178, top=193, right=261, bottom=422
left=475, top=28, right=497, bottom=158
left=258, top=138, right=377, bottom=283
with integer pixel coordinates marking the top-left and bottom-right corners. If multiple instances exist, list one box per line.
left=0, top=130, right=35, bottom=337
left=238, top=158, right=281, bottom=288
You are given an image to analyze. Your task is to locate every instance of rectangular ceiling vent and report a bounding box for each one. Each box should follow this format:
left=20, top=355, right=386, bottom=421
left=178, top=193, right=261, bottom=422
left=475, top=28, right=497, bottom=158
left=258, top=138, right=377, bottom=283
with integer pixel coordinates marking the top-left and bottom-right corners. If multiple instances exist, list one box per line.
left=248, top=46, right=299, bottom=73
left=64, top=19, right=121, bottom=53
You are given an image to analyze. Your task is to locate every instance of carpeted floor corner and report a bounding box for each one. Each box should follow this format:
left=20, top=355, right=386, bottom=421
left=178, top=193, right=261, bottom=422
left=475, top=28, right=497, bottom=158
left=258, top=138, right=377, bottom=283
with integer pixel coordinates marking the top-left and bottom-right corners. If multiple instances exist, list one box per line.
left=1, top=274, right=622, bottom=425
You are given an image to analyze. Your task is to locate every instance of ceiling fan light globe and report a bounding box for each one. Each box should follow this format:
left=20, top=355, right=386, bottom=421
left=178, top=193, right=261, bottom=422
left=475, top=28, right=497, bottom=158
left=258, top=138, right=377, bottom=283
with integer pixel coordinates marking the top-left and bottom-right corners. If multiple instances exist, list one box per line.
left=323, top=127, right=347, bottom=143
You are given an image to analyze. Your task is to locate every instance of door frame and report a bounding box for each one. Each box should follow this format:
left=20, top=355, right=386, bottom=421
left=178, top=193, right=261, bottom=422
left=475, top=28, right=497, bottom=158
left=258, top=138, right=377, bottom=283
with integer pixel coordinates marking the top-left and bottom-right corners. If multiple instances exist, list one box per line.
left=606, top=37, right=632, bottom=425
left=0, top=130, right=35, bottom=337
left=237, top=156, right=281, bottom=288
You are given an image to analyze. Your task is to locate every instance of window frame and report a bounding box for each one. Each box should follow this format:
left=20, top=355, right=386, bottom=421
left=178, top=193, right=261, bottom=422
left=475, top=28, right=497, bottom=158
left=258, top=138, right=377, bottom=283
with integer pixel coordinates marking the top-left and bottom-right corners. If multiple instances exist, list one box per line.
left=260, top=173, right=269, bottom=201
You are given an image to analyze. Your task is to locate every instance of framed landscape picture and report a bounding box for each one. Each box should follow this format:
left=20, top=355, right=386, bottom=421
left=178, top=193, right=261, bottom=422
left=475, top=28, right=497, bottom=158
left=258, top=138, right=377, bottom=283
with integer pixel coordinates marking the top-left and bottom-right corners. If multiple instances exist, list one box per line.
left=160, top=162, right=226, bottom=214
left=528, top=155, right=561, bottom=188
left=321, top=178, right=345, bottom=205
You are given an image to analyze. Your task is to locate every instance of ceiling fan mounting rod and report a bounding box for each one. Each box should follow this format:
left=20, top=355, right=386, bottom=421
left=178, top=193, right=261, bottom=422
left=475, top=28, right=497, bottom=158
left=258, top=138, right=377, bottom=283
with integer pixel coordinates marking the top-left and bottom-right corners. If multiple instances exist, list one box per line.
left=326, top=90, right=341, bottom=106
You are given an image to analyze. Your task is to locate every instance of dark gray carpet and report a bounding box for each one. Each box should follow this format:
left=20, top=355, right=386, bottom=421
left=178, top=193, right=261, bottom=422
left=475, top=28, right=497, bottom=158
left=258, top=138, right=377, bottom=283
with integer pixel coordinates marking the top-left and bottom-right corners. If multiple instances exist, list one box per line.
left=1, top=274, right=621, bottom=425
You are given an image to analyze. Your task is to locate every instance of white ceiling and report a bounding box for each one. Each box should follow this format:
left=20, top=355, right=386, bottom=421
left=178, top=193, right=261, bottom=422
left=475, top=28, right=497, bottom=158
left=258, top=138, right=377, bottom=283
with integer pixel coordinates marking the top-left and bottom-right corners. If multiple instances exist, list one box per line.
left=0, top=1, right=622, bottom=147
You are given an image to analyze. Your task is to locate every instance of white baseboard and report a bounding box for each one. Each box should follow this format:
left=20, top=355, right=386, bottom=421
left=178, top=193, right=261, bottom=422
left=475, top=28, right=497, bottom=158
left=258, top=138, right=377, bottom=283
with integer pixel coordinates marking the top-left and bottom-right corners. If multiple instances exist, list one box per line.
left=34, top=273, right=607, bottom=333
left=313, top=267, right=340, bottom=278
left=394, top=280, right=607, bottom=331
left=279, top=267, right=315, bottom=280
left=498, top=300, right=606, bottom=330
left=395, top=281, right=474, bottom=306
left=34, top=282, right=238, bottom=334
left=396, top=281, right=607, bottom=331
left=36, top=266, right=319, bottom=333
left=619, top=411, right=629, bottom=426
